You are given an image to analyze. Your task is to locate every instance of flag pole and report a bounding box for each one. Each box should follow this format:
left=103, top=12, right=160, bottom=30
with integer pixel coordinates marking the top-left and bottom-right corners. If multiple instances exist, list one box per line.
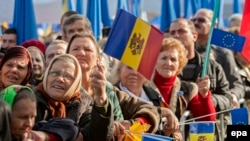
left=201, top=0, right=220, bottom=77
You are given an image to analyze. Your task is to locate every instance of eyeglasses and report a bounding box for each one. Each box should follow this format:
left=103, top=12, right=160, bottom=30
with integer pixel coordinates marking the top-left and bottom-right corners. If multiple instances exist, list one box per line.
left=191, top=18, right=207, bottom=23
left=49, top=70, right=75, bottom=81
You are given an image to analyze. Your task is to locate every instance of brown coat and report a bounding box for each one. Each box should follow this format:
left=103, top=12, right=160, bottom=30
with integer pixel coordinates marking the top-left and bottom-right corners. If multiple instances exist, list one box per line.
left=113, top=86, right=160, bottom=133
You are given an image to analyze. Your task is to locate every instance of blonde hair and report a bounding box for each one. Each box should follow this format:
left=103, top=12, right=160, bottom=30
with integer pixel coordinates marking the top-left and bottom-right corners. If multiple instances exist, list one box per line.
left=43, top=54, right=82, bottom=101
left=27, top=46, right=45, bottom=62
left=160, top=38, right=188, bottom=74
left=46, top=40, right=68, bottom=53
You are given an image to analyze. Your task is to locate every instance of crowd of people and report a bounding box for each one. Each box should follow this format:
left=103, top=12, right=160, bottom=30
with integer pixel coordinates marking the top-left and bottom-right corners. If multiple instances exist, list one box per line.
left=0, top=7, right=248, bottom=141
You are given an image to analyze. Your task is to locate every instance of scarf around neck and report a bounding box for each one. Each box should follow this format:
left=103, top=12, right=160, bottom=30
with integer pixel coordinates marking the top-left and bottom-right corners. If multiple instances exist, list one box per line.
left=36, top=83, right=81, bottom=118
left=153, top=71, right=176, bottom=104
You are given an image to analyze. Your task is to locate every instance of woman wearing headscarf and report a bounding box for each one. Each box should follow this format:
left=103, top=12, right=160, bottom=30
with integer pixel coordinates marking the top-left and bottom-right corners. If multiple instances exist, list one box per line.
left=0, top=85, right=80, bottom=141
left=34, top=54, right=114, bottom=141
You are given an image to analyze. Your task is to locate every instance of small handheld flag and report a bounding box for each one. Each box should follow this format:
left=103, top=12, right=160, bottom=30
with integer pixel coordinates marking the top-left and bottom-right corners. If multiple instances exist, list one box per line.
left=211, top=28, right=245, bottom=52
left=103, top=9, right=163, bottom=80
left=189, top=121, right=215, bottom=141
left=230, top=107, right=249, bottom=125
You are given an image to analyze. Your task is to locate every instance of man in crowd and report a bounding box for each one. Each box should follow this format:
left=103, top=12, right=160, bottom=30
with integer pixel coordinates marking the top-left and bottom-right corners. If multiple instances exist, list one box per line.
left=1, top=28, right=17, bottom=53
left=169, top=18, right=232, bottom=112
left=192, top=8, right=244, bottom=106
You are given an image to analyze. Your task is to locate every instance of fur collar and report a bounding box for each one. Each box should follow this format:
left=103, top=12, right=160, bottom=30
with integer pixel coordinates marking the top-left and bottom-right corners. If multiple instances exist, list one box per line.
left=145, top=77, right=198, bottom=113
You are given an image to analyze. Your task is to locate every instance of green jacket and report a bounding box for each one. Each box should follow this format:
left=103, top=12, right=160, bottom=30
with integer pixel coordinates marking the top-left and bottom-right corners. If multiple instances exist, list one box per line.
left=81, top=81, right=124, bottom=121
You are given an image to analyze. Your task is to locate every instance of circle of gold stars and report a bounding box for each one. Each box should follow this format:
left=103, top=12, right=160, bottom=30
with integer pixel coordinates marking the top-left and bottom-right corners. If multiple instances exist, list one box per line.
left=222, top=34, right=236, bottom=48
left=235, top=121, right=247, bottom=125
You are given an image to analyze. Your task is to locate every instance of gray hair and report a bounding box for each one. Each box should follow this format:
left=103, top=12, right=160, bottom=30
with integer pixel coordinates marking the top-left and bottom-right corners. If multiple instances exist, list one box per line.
left=228, top=13, right=242, bottom=23
left=63, top=14, right=92, bottom=35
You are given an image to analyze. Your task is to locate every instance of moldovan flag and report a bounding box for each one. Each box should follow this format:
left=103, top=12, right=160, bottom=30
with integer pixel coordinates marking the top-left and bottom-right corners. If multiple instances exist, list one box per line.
left=240, top=0, right=250, bottom=63
left=103, top=9, right=163, bottom=80
left=189, top=121, right=215, bottom=141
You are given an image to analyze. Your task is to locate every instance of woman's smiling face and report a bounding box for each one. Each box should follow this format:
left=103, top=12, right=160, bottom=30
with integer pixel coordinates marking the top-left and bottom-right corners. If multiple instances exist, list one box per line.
left=46, top=59, right=76, bottom=100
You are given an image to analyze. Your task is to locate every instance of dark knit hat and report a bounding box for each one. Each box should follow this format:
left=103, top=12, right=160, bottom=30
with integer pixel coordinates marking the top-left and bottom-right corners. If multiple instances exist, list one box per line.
left=22, top=39, right=46, bottom=54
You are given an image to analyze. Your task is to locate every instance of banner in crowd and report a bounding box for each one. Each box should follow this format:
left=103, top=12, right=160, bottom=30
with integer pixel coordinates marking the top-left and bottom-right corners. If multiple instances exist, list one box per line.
left=103, top=9, right=163, bottom=80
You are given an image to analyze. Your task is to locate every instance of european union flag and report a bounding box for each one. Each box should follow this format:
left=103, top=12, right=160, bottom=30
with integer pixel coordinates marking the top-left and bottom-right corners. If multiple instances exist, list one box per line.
left=211, top=28, right=246, bottom=52
left=230, top=107, right=249, bottom=125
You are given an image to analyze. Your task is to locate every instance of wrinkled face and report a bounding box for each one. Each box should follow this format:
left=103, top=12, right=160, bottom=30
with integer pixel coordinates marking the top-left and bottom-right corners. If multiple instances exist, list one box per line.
left=64, top=20, right=91, bottom=42
left=68, top=37, right=98, bottom=72
left=45, top=44, right=66, bottom=67
left=119, top=65, right=146, bottom=90
left=46, top=60, right=75, bottom=100
left=170, top=21, right=197, bottom=57
left=1, top=57, right=29, bottom=87
left=155, top=48, right=179, bottom=78
left=2, top=34, right=17, bottom=49
left=11, top=99, right=36, bottom=138
left=192, top=11, right=212, bottom=36
left=29, top=50, right=44, bottom=78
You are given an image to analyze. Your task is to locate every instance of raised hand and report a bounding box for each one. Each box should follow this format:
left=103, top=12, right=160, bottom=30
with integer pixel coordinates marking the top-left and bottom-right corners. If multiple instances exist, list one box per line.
left=197, top=75, right=210, bottom=97
left=90, top=63, right=107, bottom=106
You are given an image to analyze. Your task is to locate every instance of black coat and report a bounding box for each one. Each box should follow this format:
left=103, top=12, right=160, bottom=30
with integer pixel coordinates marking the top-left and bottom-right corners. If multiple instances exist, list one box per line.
left=35, top=89, right=114, bottom=141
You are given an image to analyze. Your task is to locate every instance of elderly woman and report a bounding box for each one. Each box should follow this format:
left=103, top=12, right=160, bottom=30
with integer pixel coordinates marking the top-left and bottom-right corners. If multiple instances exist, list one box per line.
left=27, top=47, right=45, bottom=86
left=150, top=38, right=216, bottom=122
left=0, top=46, right=32, bottom=91
left=116, top=63, right=181, bottom=137
left=34, top=54, right=114, bottom=141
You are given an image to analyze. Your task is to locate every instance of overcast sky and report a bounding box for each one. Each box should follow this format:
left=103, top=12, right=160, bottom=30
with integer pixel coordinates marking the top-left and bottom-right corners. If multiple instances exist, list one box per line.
left=0, top=0, right=245, bottom=23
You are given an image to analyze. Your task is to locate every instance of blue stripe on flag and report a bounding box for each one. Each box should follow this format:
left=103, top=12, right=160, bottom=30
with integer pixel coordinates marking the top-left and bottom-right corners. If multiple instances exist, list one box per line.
left=189, top=122, right=214, bottom=134
left=103, top=9, right=136, bottom=59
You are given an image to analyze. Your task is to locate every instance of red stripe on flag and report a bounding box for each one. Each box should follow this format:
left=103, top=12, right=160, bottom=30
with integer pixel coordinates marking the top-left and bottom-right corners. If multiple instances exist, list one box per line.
left=239, top=0, right=250, bottom=63
left=137, top=26, right=163, bottom=80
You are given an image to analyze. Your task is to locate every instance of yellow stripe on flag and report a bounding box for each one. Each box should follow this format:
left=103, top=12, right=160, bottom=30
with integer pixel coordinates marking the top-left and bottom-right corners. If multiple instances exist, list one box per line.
left=121, top=19, right=151, bottom=70
left=190, top=133, right=214, bottom=140
left=62, top=0, right=68, bottom=14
